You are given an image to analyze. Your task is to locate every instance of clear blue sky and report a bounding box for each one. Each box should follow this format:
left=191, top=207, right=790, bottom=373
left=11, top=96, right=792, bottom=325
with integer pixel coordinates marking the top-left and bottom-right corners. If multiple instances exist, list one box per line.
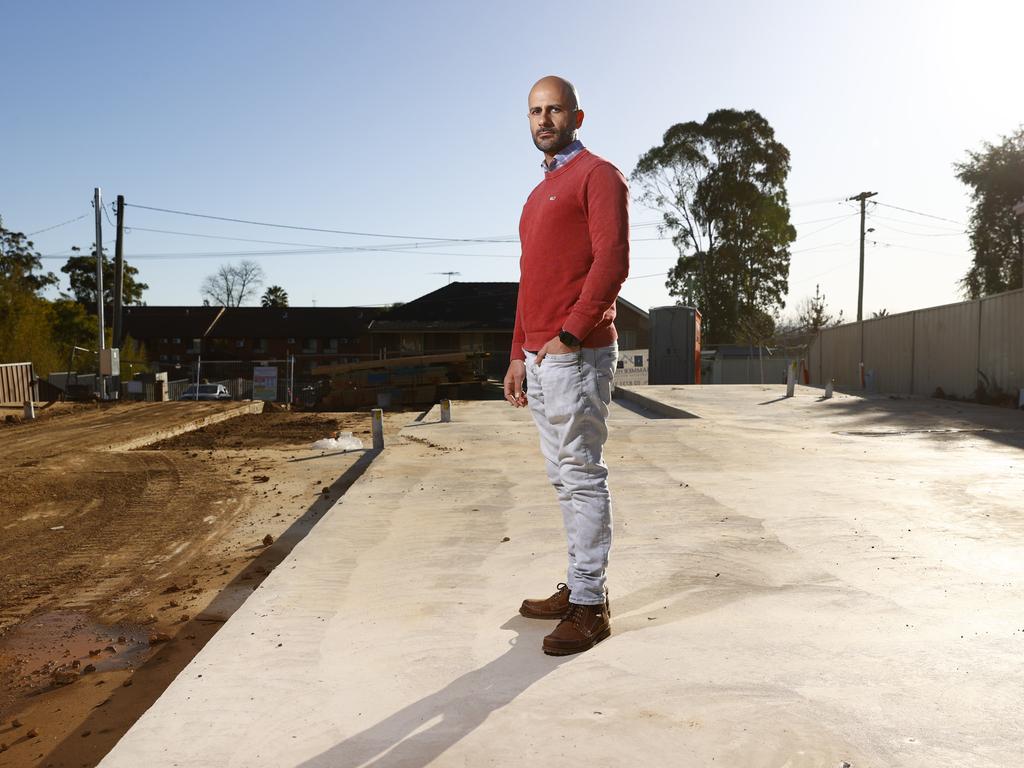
left=3, top=1, right=1021, bottom=322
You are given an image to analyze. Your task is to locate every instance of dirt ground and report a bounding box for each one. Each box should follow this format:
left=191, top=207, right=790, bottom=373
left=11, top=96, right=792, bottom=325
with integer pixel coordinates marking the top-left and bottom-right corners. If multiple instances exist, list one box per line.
left=0, top=401, right=398, bottom=768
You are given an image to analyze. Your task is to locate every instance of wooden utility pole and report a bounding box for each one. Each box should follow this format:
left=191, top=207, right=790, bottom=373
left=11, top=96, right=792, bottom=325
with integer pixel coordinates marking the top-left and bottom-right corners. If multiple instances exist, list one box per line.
left=113, top=195, right=125, bottom=347
left=93, top=187, right=107, bottom=400
left=848, top=191, right=878, bottom=322
left=93, top=188, right=105, bottom=351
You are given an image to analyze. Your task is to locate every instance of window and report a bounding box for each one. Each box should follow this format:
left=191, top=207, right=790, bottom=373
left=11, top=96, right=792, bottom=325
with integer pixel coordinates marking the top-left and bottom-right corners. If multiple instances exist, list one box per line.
left=172, top=337, right=181, bottom=345
left=188, top=338, right=201, bottom=353
left=634, top=355, right=644, bottom=367
left=324, top=338, right=338, bottom=352
left=235, top=339, right=246, bottom=348
left=287, top=337, right=296, bottom=345
left=303, top=338, right=317, bottom=353
left=252, top=338, right=267, bottom=353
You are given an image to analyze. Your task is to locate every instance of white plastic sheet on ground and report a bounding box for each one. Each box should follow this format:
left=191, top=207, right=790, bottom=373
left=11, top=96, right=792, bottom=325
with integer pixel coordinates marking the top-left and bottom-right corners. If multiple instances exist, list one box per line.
left=310, top=432, right=364, bottom=451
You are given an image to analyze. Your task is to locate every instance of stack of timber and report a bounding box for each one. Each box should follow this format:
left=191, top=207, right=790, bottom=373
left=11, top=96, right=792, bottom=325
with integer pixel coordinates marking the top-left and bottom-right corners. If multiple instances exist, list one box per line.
left=312, top=352, right=490, bottom=410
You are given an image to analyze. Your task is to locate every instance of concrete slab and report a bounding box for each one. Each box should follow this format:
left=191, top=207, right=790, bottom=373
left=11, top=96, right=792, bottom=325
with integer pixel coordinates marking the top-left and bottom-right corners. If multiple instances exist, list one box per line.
left=99, top=386, right=1024, bottom=767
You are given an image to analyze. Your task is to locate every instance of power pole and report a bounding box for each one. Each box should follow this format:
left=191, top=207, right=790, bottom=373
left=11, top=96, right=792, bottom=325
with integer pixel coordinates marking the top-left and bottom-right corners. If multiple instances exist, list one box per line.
left=113, top=195, right=125, bottom=347
left=848, top=191, right=877, bottom=322
left=93, top=188, right=106, bottom=350
left=93, top=187, right=107, bottom=400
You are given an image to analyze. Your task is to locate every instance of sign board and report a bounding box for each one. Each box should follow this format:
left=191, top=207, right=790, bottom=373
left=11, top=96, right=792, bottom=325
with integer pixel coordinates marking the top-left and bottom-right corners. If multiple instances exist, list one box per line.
left=252, top=366, right=278, bottom=401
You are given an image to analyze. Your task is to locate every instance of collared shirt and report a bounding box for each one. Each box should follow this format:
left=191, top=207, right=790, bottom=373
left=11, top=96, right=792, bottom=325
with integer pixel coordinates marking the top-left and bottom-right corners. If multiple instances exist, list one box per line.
left=543, top=139, right=585, bottom=173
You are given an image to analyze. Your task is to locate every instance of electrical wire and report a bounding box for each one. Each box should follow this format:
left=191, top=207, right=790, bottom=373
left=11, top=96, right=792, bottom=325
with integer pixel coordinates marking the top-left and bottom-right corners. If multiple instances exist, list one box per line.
left=867, top=240, right=965, bottom=258
left=794, top=214, right=858, bottom=240
left=26, top=214, right=89, bottom=236
left=872, top=202, right=963, bottom=226
left=867, top=212, right=964, bottom=234
left=125, top=202, right=520, bottom=243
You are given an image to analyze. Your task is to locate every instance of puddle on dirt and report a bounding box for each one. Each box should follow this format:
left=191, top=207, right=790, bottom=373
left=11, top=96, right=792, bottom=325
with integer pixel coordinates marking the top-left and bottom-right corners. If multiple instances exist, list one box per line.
left=0, top=610, right=151, bottom=700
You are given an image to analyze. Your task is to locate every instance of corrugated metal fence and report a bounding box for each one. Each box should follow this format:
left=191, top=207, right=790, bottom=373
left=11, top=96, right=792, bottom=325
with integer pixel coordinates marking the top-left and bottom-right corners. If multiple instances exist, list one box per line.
left=808, top=287, right=1024, bottom=398
left=0, top=362, right=35, bottom=404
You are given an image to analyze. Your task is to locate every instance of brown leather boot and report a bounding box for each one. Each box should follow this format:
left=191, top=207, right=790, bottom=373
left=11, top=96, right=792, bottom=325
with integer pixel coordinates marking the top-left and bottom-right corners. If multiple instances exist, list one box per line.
left=519, top=583, right=571, bottom=619
left=542, top=601, right=611, bottom=656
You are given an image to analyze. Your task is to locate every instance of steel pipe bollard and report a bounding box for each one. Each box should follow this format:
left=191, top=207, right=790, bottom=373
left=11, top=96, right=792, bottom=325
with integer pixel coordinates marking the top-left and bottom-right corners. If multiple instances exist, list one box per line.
left=23, top=400, right=35, bottom=420
left=371, top=408, right=384, bottom=450
left=440, top=399, right=452, bottom=423
left=824, top=379, right=834, bottom=399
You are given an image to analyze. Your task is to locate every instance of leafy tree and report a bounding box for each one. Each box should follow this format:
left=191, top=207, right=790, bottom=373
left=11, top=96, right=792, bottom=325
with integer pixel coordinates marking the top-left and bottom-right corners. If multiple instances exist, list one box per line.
left=797, top=284, right=843, bottom=333
left=632, top=109, right=796, bottom=343
left=201, top=260, right=265, bottom=306
left=0, top=221, right=58, bottom=294
left=261, top=285, right=289, bottom=307
left=60, top=245, right=148, bottom=308
left=735, top=307, right=776, bottom=347
left=871, top=308, right=889, bottom=319
left=49, top=298, right=98, bottom=355
left=956, top=127, right=1024, bottom=297
left=0, top=274, right=63, bottom=373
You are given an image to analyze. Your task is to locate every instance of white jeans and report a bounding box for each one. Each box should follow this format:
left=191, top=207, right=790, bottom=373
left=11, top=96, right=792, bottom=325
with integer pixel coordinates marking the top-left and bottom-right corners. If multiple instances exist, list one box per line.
left=523, top=345, right=617, bottom=606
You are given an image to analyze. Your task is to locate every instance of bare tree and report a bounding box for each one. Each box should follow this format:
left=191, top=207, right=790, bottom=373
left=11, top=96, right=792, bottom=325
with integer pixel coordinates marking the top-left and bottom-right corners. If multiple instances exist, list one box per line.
left=201, top=260, right=265, bottom=307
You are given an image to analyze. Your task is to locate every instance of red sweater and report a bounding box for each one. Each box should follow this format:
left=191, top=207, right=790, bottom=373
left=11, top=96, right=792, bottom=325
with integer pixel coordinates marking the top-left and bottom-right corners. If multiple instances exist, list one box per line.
left=512, top=150, right=630, bottom=361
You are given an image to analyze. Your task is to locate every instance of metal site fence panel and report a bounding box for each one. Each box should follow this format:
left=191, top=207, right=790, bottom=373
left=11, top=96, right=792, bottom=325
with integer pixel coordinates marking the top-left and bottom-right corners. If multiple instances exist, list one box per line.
left=167, top=379, right=192, bottom=401
left=809, top=287, right=1024, bottom=398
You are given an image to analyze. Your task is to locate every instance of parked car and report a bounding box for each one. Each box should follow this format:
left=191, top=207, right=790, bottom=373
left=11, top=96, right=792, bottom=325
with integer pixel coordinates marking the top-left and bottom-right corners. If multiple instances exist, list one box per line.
left=179, top=383, right=232, bottom=401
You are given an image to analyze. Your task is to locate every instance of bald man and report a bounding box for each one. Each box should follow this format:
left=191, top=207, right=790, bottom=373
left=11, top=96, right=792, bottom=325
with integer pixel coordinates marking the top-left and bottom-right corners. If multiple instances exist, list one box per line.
left=504, top=76, right=630, bottom=656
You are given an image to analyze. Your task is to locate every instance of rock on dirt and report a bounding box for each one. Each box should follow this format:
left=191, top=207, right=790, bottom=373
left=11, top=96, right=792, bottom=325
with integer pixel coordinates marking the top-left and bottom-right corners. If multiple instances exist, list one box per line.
left=148, top=632, right=171, bottom=645
left=52, top=667, right=80, bottom=686
left=262, top=534, right=275, bottom=546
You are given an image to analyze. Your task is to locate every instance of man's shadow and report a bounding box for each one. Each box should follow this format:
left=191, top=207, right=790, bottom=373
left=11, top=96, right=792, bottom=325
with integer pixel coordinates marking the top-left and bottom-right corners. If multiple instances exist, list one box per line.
left=296, top=615, right=570, bottom=768
left=296, top=573, right=760, bottom=768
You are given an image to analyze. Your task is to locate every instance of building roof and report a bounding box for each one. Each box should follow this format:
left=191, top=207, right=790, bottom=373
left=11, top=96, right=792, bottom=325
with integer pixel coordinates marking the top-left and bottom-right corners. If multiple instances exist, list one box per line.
left=370, top=282, right=649, bottom=333
left=122, top=305, right=383, bottom=340
left=122, top=306, right=224, bottom=339
left=209, top=306, right=383, bottom=338
left=370, top=282, right=519, bottom=333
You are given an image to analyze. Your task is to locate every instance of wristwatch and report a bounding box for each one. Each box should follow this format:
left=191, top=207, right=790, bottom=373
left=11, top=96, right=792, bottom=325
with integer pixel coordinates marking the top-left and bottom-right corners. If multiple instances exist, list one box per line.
left=558, top=329, right=582, bottom=348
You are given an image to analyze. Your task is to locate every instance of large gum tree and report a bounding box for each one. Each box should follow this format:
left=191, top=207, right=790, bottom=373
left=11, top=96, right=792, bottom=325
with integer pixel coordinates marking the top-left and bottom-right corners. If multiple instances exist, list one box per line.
left=632, top=109, right=796, bottom=343
left=957, top=127, right=1024, bottom=298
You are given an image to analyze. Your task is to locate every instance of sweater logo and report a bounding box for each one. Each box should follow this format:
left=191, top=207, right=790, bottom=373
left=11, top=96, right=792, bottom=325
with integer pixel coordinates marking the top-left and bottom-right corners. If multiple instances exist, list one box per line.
left=548, top=195, right=557, bottom=201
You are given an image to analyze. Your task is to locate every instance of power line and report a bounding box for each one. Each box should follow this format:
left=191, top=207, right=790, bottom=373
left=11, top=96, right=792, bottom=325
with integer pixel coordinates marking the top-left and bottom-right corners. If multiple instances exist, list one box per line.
left=867, top=239, right=965, bottom=258
left=872, top=201, right=963, bottom=226
left=625, top=271, right=669, bottom=281
left=866, top=212, right=964, bottom=234
left=126, top=202, right=521, bottom=243
left=26, top=214, right=89, bottom=236
left=872, top=222, right=965, bottom=238
left=794, top=214, right=859, bottom=240
left=121, top=220, right=665, bottom=249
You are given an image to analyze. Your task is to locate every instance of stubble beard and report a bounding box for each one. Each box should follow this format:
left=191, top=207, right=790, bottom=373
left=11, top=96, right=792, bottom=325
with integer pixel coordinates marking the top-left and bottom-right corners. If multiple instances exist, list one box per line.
left=533, top=126, right=576, bottom=156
